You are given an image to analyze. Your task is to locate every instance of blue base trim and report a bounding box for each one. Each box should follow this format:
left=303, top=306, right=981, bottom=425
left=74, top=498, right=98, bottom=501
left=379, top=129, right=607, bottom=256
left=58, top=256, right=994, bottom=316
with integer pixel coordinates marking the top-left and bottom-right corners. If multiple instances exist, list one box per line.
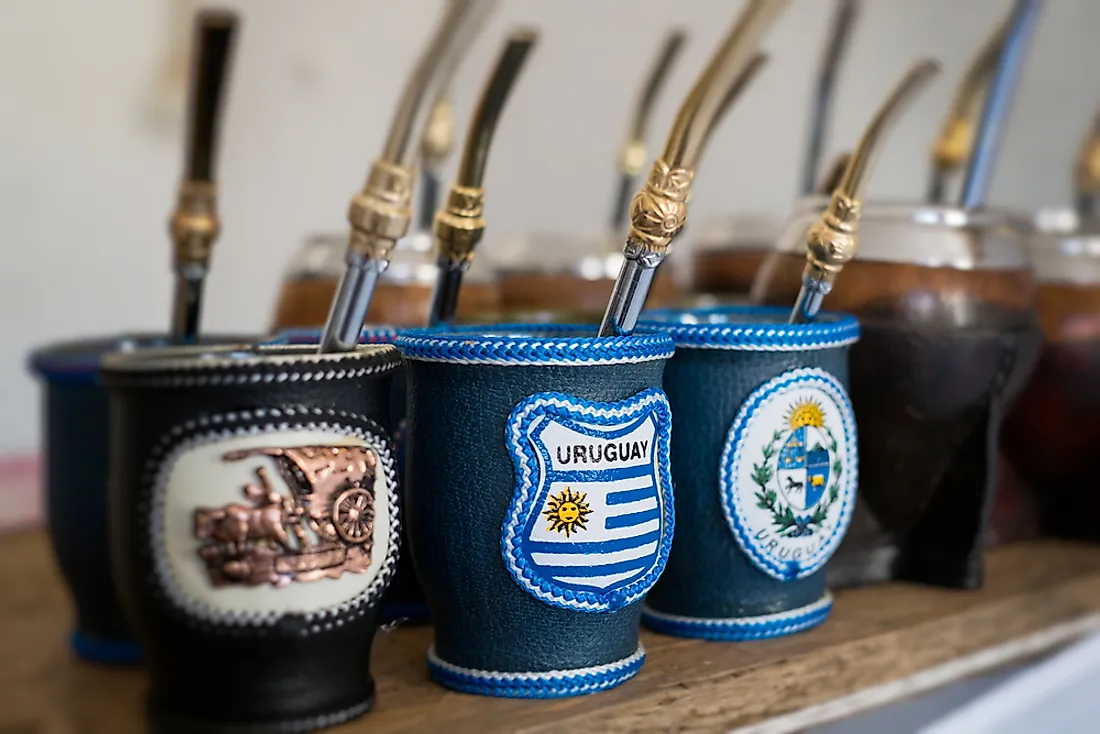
left=427, top=644, right=645, bottom=698
left=641, top=593, right=833, bottom=641
left=378, top=602, right=431, bottom=626
left=71, top=630, right=144, bottom=665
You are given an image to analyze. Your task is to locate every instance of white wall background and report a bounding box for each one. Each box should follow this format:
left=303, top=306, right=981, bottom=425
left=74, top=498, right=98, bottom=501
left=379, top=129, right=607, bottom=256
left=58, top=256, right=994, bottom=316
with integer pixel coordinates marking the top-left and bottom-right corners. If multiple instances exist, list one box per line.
left=0, top=0, right=1095, bottom=455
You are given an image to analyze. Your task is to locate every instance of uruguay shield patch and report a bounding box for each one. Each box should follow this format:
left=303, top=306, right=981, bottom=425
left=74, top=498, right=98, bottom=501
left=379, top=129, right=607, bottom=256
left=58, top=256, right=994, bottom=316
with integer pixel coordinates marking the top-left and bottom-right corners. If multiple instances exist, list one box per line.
left=502, top=388, right=674, bottom=612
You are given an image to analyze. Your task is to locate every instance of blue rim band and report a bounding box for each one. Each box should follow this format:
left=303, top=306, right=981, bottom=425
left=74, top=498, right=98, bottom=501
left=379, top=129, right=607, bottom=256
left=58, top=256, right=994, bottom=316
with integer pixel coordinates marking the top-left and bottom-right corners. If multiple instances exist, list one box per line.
left=71, top=630, right=144, bottom=665
left=639, top=306, right=860, bottom=351
left=427, top=644, right=645, bottom=698
left=641, top=593, right=833, bottom=641
left=396, top=325, right=674, bottom=366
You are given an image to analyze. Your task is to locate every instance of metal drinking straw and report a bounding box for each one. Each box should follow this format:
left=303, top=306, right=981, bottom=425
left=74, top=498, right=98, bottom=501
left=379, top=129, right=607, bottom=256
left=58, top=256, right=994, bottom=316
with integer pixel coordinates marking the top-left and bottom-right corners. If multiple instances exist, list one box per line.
left=1075, top=107, right=1100, bottom=221
left=958, top=0, right=1044, bottom=210
left=427, top=31, right=538, bottom=327
left=598, top=0, right=791, bottom=338
left=169, top=10, right=239, bottom=345
left=800, top=0, right=861, bottom=196
left=318, top=0, right=497, bottom=354
left=610, top=30, right=687, bottom=235
left=419, top=97, right=456, bottom=233
left=789, top=60, right=941, bottom=325
left=926, top=15, right=1008, bottom=204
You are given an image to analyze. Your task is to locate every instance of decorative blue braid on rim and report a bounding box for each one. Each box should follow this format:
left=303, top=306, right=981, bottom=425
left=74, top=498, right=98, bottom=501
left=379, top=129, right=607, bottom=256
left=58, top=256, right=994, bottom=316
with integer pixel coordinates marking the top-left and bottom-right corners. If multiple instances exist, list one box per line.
left=427, top=644, right=645, bottom=698
left=501, top=389, right=675, bottom=612
left=640, top=306, right=860, bottom=351
left=641, top=593, right=833, bottom=641
left=395, top=328, right=674, bottom=366
left=71, top=630, right=144, bottom=665
left=271, top=326, right=399, bottom=346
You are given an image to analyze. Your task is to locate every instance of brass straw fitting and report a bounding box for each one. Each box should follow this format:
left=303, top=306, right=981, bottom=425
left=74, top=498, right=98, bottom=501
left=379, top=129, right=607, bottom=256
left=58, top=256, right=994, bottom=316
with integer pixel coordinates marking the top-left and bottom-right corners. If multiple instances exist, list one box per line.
left=627, top=158, right=694, bottom=255
left=421, top=98, right=456, bottom=168
left=804, top=191, right=859, bottom=284
left=932, top=117, right=972, bottom=170
left=434, top=184, right=485, bottom=266
left=170, top=180, right=220, bottom=266
left=346, top=159, right=415, bottom=260
left=1075, top=110, right=1100, bottom=196
left=618, top=138, right=648, bottom=177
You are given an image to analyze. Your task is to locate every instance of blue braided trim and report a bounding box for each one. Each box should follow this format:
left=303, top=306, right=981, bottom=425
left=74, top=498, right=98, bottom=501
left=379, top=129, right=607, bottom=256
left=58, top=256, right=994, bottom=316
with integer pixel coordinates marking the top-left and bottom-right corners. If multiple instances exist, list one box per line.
left=640, top=306, right=860, bottom=351
left=427, top=643, right=645, bottom=698
left=396, top=329, right=674, bottom=366
left=501, top=389, right=675, bottom=612
left=70, top=630, right=144, bottom=665
left=271, top=326, right=399, bottom=345
left=641, top=593, right=833, bottom=641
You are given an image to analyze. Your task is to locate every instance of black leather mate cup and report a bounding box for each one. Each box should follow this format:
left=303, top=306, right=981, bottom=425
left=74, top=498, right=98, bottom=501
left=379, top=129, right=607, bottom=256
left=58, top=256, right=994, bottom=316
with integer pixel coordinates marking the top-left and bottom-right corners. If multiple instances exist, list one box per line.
left=395, top=325, right=676, bottom=698
left=101, top=343, right=402, bottom=733
left=28, top=333, right=256, bottom=665
left=840, top=317, right=1041, bottom=590
left=276, top=327, right=426, bottom=625
left=637, top=307, right=859, bottom=640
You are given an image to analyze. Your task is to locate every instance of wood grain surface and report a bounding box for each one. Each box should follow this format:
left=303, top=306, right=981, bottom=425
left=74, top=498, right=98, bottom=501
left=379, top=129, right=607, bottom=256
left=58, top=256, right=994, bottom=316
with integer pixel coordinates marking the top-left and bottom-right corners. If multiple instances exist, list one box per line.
left=2, top=530, right=1099, bottom=733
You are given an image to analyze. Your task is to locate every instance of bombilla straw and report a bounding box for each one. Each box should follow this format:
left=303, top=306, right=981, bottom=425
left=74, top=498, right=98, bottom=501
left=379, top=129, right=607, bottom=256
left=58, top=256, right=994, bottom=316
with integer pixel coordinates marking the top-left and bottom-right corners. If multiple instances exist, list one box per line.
left=319, top=0, right=497, bottom=354
left=169, top=9, right=239, bottom=345
left=926, top=15, right=1008, bottom=204
left=611, top=30, right=687, bottom=234
left=800, top=0, right=861, bottom=196
left=1074, top=106, right=1100, bottom=221
left=789, top=59, right=940, bottom=325
left=958, top=0, right=1044, bottom=210
left=427, top=31, right=538, bottom=327
left=418, top=96, right=456, bottom=232
left=598, top=0, right=790, bottom=338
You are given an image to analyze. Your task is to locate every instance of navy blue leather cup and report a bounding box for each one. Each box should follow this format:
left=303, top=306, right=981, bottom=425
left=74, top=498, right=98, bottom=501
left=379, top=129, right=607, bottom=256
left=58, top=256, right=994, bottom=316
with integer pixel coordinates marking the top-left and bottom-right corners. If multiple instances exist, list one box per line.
left=638, top=306, right=860, bottom=641
left=395, top=325, right=676, bottom=698
left=28, top=333, right=255, bottom=665
left=276, top=326, right=427, bottom=626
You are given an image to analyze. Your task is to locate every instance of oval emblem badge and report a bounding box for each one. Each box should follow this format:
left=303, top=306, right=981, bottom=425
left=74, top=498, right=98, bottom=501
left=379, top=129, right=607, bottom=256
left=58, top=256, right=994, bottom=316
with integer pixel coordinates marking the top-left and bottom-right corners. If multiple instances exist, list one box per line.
left=720, top=368, right=857, bottom=581
left=502, top=388, right=674, bottom=612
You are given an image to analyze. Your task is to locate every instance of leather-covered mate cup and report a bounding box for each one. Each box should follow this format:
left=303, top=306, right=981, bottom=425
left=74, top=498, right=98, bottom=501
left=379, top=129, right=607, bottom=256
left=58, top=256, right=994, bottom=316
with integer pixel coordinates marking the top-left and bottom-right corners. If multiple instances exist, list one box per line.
left=28, top=333, right=253, bottom=665
left=276, top=327, right=427, bottom=625
left=638, top=307, right=860, bottom=640
left=395, top=326, right=676, bottom=698
left=100, top=343, right=402, bottom=733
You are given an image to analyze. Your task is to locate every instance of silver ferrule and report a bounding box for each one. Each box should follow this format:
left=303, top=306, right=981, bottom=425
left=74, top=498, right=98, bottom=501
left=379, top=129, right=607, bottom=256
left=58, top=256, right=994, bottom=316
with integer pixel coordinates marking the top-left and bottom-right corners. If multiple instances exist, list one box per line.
left=318, top=252, right=389, bottom=353
left=170, top=262, right=208, bottom=344
left=597, top=241, right=666, bottom=336
left=788, top=275, right=832, bottom=324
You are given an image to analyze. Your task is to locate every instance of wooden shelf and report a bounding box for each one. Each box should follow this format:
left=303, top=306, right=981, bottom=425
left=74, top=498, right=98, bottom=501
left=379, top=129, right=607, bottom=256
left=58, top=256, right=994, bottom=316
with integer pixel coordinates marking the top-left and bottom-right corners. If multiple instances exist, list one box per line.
left=3, top=529, right=1100, bottom=733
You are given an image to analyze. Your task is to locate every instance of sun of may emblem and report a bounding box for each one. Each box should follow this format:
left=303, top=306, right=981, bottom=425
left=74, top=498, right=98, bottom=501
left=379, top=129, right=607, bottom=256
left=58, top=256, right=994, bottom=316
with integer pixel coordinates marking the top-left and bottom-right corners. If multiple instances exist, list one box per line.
left=543, top=486, right=592, bottom=537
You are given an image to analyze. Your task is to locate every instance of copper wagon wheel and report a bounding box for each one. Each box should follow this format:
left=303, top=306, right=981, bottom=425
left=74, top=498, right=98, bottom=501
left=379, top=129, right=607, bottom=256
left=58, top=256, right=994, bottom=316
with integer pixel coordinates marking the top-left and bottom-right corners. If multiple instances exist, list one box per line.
left=332, top=488, right=373, bottom=545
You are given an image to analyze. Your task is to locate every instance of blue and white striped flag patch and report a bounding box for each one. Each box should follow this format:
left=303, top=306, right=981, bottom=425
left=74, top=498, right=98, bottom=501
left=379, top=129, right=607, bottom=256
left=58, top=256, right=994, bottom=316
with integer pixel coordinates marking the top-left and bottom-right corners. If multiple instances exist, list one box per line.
left=502, top=389, right=674, bottom=612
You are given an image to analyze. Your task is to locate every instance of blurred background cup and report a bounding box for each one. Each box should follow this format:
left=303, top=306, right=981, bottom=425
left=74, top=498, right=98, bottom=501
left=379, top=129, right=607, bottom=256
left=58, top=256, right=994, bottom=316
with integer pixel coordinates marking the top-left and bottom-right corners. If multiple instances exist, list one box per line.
left=638, top=306, right=859, bottom=640
left=396, top=324, right=675, bottom=698
left=101, top=342, right=401, bottom=732
left=27, top=332, right=256, bottom=666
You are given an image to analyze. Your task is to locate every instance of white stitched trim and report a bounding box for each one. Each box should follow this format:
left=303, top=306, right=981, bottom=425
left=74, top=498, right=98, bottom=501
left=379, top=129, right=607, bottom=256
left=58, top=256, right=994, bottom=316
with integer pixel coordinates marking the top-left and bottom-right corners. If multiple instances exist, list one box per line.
left=427, top=643, right=646, bottom=682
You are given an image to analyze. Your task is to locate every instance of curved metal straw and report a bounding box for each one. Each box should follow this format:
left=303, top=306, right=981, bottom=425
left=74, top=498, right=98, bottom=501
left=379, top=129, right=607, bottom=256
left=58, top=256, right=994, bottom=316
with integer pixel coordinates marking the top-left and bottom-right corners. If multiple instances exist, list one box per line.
left=418, top=97, right=456, bottom=232
left=170, top=9, right=239, bottom=345
left=427, top=31, right=539, bottom=326
left=926, top=16, right=1008, bottom=204
left=789, top=59, right=941, bottom=324
left=801, top=0, right=861, bottom=196
left=817, top=151, right=851, bottom=194
left=319, top=0, right=498, bottom=354
left=598, top=0, right=790, bottom=337
left=958, top=0, right=1044, bottom=210
left=1075, top=106, right=1100, bottom=221
left=610, top=30, right=687, bottom=233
